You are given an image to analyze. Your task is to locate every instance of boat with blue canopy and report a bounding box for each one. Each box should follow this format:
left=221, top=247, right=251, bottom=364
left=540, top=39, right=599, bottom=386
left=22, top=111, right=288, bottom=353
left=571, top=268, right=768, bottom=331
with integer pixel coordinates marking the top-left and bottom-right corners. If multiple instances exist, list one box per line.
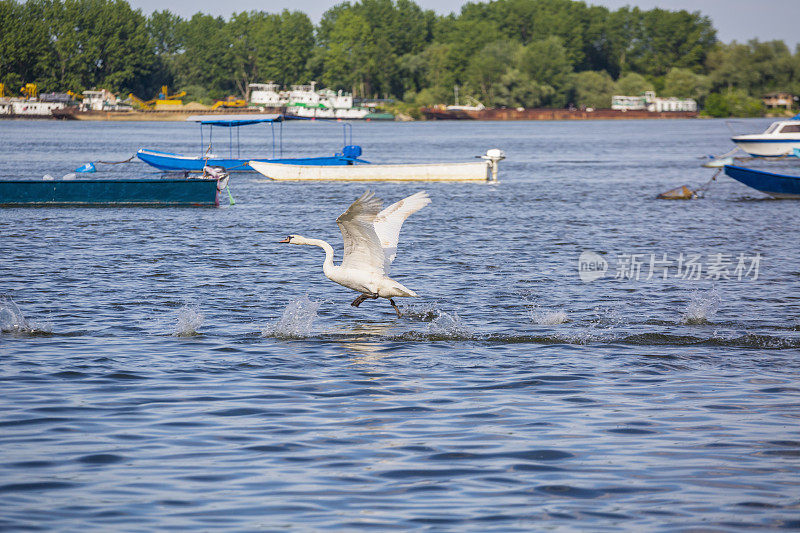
left=137, top=114, right=366, bottom=172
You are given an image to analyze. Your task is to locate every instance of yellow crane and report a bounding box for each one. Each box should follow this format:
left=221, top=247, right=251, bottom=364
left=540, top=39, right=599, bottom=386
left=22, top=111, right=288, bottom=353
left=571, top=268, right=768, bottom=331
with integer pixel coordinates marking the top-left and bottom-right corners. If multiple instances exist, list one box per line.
left=20, top=83, right=38, bottom=99
left=128, top=85, right=186, bottom=109
left=211, top=96, right=248, bottom=110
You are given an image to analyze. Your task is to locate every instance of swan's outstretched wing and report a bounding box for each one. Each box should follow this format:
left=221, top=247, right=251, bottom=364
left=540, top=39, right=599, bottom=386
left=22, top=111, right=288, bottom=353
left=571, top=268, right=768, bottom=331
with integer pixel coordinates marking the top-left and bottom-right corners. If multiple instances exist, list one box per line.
left=373, top=191, right=431, bottom=273
left=336, top=190, right=386, bottom=274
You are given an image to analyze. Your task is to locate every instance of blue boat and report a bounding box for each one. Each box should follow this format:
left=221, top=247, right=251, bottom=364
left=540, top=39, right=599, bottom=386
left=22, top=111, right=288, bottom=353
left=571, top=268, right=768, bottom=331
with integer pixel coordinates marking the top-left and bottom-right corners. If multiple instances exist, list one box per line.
left=0, top=178, right=225, bottom=206
left=137, top=114, right=366, bottom=172
left=724, top=165, right=800, bottom=199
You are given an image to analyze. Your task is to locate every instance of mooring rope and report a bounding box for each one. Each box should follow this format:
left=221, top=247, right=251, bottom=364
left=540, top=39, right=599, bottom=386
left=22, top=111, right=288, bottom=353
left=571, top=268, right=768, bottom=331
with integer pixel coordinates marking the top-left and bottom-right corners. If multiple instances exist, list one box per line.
left=695, top=168, right=721, bottom=196
left=96, top=155, right=136, bottom=165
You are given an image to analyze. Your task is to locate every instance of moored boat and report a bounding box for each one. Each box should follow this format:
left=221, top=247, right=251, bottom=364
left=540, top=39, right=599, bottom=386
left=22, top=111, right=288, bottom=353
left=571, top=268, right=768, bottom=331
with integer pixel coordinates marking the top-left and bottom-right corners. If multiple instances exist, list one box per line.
left=0, top=172, right=230, bottom=207
left=731, top=114, right=800, bottom=157
left=249, top=149, right=505, bottom=182
left=137, top=114, right=363, bottom=172
left=723, top=164, right=800, bottom=199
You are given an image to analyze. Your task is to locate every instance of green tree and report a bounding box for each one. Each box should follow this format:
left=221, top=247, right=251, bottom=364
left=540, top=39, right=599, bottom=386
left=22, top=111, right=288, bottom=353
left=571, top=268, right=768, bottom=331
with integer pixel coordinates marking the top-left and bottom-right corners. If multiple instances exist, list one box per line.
left=172, top=13, right=231, bottom=98
left=517, top=36, right=573, bottom=106
left=29, top=0, right=154, bottom=94
left=569, top=70, right=615, bottom=108
left=398, top=42, right=455, bottom=96
left=624, top=8, right=716, bottom=77
left=147, top=9, right=183, bottom=56
left=463, top=40, right=521, bottom=105
left=320, top=11, right=377, bottom=96
left=663, top=67, right=710, bottom=100
left=706, top=39, right=795, bottom=97
left=493, top=68, right=554, bottom=108
left=615, top=72, right=652, bottom=95
left=704, top=88, right=764, bottom=117
left=0, top=0, right=48, bottom=91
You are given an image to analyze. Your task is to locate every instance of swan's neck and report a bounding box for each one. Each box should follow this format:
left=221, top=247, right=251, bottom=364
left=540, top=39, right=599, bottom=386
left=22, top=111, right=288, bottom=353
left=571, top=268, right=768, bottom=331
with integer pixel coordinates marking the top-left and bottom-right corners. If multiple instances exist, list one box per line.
left=305, top=238, right=335, bottom=277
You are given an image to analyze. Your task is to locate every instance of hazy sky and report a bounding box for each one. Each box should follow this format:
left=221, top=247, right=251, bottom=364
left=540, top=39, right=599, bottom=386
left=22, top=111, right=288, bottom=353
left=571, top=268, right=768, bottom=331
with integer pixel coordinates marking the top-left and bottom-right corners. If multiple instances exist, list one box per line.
left=127, top=0, right=800, bottom=48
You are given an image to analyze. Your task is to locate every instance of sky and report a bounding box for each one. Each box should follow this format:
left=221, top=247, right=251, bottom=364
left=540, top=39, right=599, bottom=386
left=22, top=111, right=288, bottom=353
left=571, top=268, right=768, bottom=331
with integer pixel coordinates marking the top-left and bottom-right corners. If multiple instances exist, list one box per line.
left=127, top=0, right=800, bottom=48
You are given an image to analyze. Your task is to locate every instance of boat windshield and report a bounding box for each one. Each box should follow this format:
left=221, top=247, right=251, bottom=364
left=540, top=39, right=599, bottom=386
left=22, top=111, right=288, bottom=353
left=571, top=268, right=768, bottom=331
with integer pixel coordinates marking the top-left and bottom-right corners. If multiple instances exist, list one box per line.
left=778, top=124, right=800, bottom=133
left=765, top=122, right=781, bottom=134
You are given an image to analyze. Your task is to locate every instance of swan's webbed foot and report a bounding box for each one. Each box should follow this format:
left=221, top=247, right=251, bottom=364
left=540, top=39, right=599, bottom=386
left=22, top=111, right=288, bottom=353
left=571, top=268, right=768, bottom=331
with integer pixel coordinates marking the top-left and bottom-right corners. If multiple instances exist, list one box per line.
left=389, top=299, right=402, bottom=318
left=351, top=293, right=378, bottom=307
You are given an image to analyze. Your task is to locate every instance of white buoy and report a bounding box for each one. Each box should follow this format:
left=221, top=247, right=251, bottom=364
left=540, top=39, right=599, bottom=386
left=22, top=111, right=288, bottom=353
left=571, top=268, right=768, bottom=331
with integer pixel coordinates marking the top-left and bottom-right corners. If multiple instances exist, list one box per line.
left=702, top=156, right=733, bottom=168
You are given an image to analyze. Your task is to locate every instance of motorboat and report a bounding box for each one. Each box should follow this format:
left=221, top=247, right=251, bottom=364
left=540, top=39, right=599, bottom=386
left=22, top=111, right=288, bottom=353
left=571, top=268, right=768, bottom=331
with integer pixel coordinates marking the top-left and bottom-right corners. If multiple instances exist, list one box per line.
left=731, top=114, right=800, bottom=157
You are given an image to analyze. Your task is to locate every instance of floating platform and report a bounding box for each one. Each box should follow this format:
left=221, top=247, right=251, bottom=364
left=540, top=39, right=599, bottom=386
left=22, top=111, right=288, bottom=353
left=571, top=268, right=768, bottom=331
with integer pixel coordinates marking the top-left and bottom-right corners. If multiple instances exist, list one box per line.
left=0, top=178, right=224, bottom=206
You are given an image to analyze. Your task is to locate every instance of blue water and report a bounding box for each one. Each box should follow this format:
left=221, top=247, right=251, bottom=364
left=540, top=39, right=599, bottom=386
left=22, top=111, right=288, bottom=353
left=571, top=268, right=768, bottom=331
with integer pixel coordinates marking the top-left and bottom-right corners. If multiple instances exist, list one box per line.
left=1, top=118, right=799, bottom=530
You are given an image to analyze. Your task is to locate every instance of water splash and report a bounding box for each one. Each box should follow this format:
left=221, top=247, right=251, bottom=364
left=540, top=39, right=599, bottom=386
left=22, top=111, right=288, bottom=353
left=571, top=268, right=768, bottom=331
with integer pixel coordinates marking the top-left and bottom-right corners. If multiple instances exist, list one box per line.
left=532, top=309, right=569, bottom=325
left=0, top=298, right=50, bottom=335
left=425, top=309, right=472, bottom=338
left=394, top=303, right=474, bottom=339
left=557, top=305, right=623, bottom=345
left=401, top=302, right=441, bottom=322
left=174, top=305, right=204, bottom=337
left=518, top=292, right=569, bottom=326
left=264, top=295, right=322, bottom=338
left=681, top=289, right=720, bottom=325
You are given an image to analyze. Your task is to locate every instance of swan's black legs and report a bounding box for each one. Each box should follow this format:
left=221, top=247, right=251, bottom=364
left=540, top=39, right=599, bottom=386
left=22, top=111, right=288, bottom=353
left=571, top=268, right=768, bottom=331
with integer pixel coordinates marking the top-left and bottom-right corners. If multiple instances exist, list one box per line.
left=351, top=293, right=378, bottom=307
left=351, top=294, right=400, bottom=316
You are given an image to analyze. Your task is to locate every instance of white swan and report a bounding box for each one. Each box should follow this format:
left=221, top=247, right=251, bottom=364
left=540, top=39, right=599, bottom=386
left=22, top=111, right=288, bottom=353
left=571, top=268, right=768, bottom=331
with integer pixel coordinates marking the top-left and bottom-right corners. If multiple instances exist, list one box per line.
left=279, top=190, right=431, bottom=317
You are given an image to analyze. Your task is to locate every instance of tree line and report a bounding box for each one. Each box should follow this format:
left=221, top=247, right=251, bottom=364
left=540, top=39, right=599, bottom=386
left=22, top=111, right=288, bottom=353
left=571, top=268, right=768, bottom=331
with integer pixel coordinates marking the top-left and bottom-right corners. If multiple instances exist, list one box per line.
left=2, top=0, right=799, bottom=116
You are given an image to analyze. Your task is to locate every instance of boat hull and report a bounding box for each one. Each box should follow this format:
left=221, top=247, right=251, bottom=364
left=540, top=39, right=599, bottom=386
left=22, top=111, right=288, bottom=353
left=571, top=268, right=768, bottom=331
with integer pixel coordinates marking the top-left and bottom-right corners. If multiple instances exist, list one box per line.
left=0, top=179, right=221, bottom=206
left=250, top=161, right=491, bottom=181
left=731, top=138, right=800, bottom=157
left=723, top=165, right=800, bottom=199
left=137, top=149, right=354, bottom=172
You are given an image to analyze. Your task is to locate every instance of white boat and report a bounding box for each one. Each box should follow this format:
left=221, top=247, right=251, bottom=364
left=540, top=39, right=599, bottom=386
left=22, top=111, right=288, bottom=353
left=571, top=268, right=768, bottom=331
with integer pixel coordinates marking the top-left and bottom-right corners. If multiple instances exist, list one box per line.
left=731, top=115, right=800, bottom=157
left=250, top=149, right=505, bottom=182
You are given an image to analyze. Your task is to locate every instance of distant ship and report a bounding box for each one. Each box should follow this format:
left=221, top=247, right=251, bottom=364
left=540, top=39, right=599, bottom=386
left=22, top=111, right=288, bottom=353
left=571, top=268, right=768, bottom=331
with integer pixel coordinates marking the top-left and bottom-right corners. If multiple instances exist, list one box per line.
left=422, top=89, right=698, bottom=120
left=0, top=84, right=70, bottom=119
left=249, top=82, right=393, bottom=120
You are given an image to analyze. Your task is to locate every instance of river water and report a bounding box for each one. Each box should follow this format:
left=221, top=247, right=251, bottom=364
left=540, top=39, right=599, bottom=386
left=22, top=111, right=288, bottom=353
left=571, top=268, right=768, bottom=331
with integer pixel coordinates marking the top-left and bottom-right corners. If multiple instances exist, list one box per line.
left=1, top=118, right=798, bottom=530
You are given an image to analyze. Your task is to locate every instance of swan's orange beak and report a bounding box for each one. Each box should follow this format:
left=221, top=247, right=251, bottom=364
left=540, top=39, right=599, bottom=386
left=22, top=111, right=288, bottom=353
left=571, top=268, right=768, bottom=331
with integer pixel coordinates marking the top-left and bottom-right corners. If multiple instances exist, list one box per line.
left=278, top=236, right=291, bottom=243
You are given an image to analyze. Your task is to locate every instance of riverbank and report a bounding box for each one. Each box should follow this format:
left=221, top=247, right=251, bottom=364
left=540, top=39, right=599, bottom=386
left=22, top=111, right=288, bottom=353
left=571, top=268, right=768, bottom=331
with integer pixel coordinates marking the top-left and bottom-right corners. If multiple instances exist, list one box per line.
left=422, top=107, right=698, bottom=120
left=38, top=107, right=699, bottom=121
left=50, top=107, right=284, bottom=121
left=15, top=106, right=795, bottom=121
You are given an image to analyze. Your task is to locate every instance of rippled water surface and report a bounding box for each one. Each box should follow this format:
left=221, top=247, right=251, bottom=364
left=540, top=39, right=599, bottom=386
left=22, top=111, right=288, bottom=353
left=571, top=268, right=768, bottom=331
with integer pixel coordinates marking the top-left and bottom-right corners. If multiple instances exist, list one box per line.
left=1, top=118, right=799, bottom=530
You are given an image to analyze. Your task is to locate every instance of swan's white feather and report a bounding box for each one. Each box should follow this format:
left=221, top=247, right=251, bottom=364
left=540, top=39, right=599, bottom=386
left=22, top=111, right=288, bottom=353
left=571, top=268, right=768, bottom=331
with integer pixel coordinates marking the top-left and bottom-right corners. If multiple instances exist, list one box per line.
left=336, top=190, right=386, bottom=274
left=373, top=191, right=431, bottom=273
